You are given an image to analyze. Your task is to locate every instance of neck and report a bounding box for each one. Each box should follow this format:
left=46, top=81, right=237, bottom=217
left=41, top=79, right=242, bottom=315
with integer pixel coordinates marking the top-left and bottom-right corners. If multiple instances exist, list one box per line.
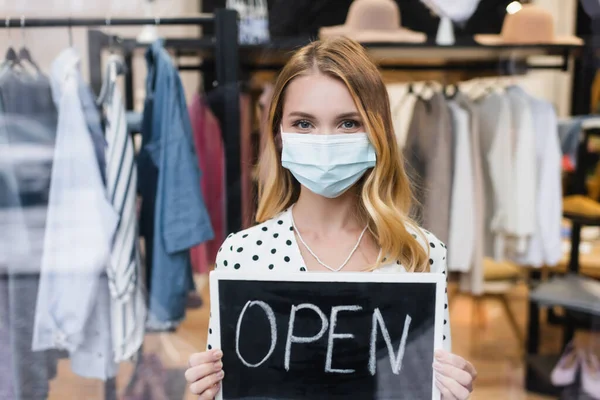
left=292, top=188, right=363, bottom=234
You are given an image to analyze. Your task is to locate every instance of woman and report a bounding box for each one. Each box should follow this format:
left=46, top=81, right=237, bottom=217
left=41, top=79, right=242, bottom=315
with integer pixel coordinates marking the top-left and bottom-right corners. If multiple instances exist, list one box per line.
left=185, top=37, right=476, bottom=399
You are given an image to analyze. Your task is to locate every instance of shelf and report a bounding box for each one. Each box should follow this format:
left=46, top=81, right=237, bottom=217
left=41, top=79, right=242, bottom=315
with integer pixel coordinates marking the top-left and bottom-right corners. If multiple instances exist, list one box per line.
left=236, top=38, right=581, bottom=70
left=529, top=274, right=600, bottom=316
left=563, top=211, right=600, bottom=226
left=94, top=31, right=581, bottom=73
left=547, top=307, right=600, bottom=330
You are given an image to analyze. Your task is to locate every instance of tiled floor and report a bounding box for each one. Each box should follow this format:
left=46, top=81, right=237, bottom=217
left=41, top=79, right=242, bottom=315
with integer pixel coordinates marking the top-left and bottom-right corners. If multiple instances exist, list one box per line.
left=47, top=278, right=585, bottom=400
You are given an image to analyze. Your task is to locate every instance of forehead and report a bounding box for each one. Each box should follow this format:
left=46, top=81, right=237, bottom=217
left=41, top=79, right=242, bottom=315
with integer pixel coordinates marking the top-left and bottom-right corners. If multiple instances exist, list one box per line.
left=283, top=73, right=359, bottom=115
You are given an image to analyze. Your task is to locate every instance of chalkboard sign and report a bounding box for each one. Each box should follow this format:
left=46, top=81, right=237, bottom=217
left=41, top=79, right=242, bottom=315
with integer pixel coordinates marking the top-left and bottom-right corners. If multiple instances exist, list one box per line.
left=209, top=271, right=445, bottom=400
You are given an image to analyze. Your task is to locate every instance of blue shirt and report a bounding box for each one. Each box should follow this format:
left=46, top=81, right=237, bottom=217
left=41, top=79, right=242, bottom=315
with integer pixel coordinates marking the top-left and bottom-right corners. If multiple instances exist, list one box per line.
left=139, top=40, right=214, bottom=325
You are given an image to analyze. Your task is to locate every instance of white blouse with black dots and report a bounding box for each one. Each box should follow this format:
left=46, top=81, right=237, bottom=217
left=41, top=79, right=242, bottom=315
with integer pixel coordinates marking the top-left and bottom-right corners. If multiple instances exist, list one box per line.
left=206, top=207, right=451, bottom=352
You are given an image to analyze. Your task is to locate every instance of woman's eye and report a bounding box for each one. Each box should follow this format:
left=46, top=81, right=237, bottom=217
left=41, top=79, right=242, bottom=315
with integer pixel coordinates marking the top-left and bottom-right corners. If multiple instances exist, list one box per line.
left=341, top=120, right=359, bottom=129
left=293, top=120, right=312, bottom=130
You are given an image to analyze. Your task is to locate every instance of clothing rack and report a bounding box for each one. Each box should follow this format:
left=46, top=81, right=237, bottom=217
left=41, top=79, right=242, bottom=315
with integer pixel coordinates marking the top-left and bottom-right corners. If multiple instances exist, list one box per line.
left=0, top=12, right=237, bottom=400
left=85, top=9, right=242, bottom=235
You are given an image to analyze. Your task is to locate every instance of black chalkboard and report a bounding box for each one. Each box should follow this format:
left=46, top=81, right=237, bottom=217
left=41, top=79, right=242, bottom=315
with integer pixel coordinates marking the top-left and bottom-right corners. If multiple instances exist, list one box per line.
left=209, top=271, right=445, bottom=400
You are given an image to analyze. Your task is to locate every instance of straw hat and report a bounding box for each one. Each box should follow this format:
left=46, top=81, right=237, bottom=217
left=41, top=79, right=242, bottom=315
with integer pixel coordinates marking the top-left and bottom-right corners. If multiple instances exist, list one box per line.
left=319, top=0, right=427, bottom=43
left=474, top=4, right=582, bottom=46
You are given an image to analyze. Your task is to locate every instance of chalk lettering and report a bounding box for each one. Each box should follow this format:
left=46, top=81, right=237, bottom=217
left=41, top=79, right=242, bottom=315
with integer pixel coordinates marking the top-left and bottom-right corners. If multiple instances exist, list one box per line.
left=284, top=303, right=329, bottom=371
left=236, top=300, right=277, bottom=368
left=369, top=309, right=411, bottom=375
left=325, top=305, right=362, bottom=374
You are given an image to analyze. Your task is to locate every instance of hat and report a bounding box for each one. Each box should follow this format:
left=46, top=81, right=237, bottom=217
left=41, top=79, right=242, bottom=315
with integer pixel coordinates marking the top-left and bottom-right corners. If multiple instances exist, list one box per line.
left=319, top=0, right=426, bottom=43
left=474, top=4, right=582, bottom=46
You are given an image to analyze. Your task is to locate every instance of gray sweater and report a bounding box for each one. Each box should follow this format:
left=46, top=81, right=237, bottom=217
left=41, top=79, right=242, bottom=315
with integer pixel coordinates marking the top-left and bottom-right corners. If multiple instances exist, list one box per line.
left=404, top=92, right=453, bottom=244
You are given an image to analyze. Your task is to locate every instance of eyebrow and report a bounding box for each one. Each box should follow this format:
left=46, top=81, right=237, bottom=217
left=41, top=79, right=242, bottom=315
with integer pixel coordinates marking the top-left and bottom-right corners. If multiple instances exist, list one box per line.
left=287, top=111, right=362, bottom=119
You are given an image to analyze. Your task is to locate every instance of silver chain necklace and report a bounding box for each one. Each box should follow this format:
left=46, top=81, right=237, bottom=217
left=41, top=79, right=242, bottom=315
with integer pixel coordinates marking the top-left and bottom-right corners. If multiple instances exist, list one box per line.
left=290, top=205, right=368, bottom=272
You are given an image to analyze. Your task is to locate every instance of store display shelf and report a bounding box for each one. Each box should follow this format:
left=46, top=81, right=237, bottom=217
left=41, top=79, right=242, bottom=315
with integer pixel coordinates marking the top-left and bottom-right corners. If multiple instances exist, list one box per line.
left=92, top=31, right=580, bottom=72
left=236, top=38, right=580, bottom=70
left=547, top=307, right=599, bottom=330
left=563, top=212, right=600, bottom=226
left=529, top=274, right=600, bottom=316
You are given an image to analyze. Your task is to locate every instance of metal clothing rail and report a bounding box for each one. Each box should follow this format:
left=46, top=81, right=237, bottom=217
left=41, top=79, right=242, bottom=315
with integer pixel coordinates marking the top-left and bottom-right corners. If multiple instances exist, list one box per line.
left=1, top=15, right=215, bottom=27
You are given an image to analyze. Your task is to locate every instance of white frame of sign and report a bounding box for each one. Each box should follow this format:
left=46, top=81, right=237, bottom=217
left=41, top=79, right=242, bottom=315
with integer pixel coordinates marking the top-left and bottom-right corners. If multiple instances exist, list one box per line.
left=209, top=271, right=445, bottom=400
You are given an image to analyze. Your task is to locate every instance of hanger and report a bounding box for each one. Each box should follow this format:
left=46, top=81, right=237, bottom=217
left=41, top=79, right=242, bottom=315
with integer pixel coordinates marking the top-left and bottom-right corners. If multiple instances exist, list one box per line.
left=17, top=17, right=41, bottom=74
left=415, top=80, right=442, bottom=100
left=443, top=83, right=460, bottom=100
left=4, top=17, right=19, bottom=67
left=96, top=17, right=127, bottom=106
left=468, top=77, right=504, bottom=100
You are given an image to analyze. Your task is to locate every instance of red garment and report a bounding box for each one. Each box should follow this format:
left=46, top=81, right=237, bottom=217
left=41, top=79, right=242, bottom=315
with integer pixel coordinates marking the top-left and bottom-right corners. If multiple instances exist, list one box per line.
left=240, top=94, right=254, bottom=228
left=189, top=94, right=225, bottom=274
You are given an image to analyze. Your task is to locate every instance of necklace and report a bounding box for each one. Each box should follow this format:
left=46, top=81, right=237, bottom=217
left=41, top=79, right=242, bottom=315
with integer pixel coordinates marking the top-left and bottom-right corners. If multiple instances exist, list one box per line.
left=290, top=205, right=369, bottom=272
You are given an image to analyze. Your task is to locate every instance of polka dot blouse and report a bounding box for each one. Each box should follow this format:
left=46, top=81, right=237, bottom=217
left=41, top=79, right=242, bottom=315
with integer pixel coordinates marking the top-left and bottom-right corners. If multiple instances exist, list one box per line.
left=207, top=207, right=451, bottom=352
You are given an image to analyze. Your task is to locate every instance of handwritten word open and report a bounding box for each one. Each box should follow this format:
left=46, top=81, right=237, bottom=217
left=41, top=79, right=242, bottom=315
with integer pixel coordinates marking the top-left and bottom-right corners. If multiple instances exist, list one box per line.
left=235, top=301, right=412, bottom=375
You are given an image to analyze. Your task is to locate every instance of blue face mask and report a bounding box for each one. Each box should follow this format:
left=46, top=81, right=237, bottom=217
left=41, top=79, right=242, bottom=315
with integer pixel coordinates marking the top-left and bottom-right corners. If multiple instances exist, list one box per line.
left=280, top=131, right=377, bottom=198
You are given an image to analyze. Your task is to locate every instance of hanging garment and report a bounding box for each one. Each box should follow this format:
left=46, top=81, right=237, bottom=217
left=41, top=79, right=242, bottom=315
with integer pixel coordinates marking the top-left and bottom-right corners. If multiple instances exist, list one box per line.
left=447, top=102, right=475, bottom=272
left=205, top=85, right=253, bottom=228
left=475, top=92, right=513, bottom=261
left=514, top=96, right=562, bottom=267
left=33, top=48, right=118, bottom=380
left=190, top=94, right=226, bottom=274
left=505, top=86, right=537, bottom=255
left=240, top=93, right=254, bottom=227
left=103, top=64, right=147, bottom=362
left=454, top=94, right=486, bottom=295
left=404, top=92, right=453, bottom=244
left=79, top=75, right=107, bottom=185
left=387, top=83, right=417, bottom=149
left=0, top=92, right=24, bottom=400
left=139, top=40, right=213, bottom=328
left=0, top=67, right=61, bottom=400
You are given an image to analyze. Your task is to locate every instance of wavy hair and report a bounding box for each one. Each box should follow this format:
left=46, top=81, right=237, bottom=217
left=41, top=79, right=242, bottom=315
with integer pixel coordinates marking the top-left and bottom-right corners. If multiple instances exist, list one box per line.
left=256, top=36, right=429, bottom=272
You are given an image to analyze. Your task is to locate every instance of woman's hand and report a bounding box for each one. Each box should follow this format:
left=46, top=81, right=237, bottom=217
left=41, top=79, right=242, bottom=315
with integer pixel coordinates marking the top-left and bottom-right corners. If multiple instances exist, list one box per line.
left=433, top=349, right=477, bottom=400
left=185, top=349, right=225, bottom=399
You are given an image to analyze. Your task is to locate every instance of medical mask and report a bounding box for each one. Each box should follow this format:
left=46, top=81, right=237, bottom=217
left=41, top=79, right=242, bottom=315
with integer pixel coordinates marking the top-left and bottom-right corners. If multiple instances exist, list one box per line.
left=280, top=131, right=377, bottom=198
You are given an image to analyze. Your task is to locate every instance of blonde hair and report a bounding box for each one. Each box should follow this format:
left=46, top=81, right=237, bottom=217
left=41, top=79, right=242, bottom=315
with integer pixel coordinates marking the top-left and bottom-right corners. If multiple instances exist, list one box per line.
left=256, top=37, right=429, bottom=272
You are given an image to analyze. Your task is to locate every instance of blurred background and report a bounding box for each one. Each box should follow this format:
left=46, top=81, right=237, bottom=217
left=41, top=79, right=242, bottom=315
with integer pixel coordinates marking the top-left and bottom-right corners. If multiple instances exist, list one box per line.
left=0, top=0, right=599, bottom=399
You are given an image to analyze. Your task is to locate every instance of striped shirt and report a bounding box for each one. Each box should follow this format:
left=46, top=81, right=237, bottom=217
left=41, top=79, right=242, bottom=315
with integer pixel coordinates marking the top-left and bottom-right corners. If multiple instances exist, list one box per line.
left=104, top=66, right=147, bottom=362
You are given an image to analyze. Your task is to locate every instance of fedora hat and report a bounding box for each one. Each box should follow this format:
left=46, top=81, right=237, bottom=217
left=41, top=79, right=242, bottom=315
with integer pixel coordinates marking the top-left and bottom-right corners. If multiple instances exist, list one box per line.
left=319, top=0, right=426, bottom=43
left=474, top=4, right=582, bottom=46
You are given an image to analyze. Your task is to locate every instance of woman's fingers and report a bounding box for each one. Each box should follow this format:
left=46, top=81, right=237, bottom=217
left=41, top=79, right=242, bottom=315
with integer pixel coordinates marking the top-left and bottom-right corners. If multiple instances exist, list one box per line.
left=435, top=373, right=470, bottom=400
left=199, top=382, right=221, bottom=400
left=189, top=350, right=223, bottom=367
left=435, top=350, right=477, bottom=380
left=435, top=375, right=458, bottom=400
left=185, top=361, right=223, bottom=383
left=433, top=361, right=473, bottom=389
left=190, top=370, right=225, bottom=395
